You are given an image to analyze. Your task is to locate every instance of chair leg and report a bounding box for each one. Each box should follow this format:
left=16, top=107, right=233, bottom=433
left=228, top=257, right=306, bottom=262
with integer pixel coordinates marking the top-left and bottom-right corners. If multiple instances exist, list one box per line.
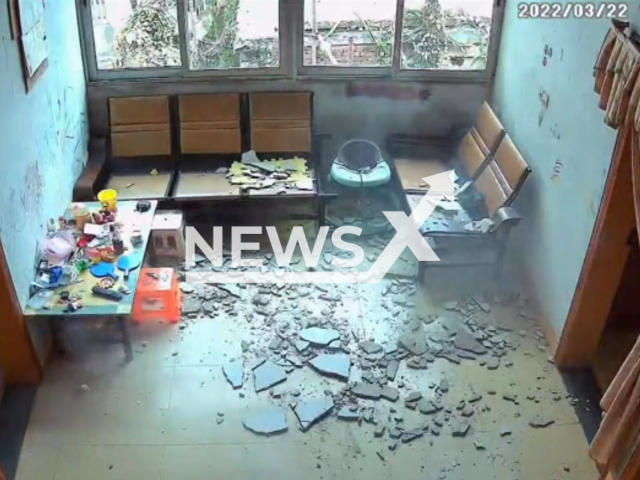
left=418, top=262, right=426, bottom=285
left=494, top=233, right=509, bottom=281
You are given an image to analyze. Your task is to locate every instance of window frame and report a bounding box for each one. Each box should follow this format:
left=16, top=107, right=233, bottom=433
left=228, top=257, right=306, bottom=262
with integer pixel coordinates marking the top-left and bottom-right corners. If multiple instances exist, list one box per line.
left=77, top=0, right=503, bottom=83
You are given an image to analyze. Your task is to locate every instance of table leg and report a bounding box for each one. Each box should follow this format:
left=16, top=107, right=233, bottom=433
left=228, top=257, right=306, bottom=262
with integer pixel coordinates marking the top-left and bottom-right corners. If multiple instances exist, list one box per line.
left=118, top=317, right=133, bottom=362
left=51, top=317, right=67, bottom=355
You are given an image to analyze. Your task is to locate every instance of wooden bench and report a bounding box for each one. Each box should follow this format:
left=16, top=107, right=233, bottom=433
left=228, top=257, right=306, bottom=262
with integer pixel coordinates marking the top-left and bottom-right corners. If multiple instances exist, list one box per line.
left=392, top=102, right=531, bottom=279
left=73, top=92, right=330, bottom=224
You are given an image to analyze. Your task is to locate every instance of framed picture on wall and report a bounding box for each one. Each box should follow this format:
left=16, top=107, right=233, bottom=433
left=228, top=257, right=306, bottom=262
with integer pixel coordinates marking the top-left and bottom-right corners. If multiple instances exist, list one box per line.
left=7, top=0, right=49, bottom=91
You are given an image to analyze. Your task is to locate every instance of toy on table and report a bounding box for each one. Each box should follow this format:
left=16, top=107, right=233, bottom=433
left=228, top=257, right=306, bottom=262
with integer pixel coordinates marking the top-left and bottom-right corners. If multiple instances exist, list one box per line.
left=90, top=262, right=119, bottom=280
left=117, top=255, right=141, bottom=281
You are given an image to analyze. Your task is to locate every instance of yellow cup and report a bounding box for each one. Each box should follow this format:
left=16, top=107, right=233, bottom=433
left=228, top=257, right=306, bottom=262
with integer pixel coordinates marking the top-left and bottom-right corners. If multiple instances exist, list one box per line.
left=97, top=189, right=118, bottom=212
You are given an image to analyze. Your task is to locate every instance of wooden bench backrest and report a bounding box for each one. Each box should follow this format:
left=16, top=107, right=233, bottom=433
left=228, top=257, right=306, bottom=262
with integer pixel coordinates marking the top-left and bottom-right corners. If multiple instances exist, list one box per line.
left=250, top=93, right=312, bottom=153
left=179, top=94, right=241, bottom=154
left=109, top=96, right=171, bottom=157
left=459, top=102, right=530, bottom=215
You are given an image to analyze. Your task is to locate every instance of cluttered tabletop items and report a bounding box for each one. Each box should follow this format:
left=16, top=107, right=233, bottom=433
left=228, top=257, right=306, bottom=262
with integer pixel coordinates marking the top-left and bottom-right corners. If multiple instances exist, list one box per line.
left=25, top=195, right=157, bottom=317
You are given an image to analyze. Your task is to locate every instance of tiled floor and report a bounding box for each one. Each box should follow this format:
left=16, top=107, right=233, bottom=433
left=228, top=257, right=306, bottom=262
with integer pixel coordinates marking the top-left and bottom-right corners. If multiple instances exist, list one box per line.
left=16, top=255, right=599, bottom=480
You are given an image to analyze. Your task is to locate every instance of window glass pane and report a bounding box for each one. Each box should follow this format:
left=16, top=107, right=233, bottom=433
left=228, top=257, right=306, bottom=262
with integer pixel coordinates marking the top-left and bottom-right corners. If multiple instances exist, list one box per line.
left=401, top=0, right=493, bottom=69
left=91, top=0, right=181, bottom=70
left=303, top=0, right=396, bottom=67
left=188, top=0, right=279, bottom=70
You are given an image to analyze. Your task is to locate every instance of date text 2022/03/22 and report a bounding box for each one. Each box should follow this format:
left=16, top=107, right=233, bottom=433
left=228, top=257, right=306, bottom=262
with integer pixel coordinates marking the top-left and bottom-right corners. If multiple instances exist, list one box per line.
left=518, top=2, right=629, bottom=19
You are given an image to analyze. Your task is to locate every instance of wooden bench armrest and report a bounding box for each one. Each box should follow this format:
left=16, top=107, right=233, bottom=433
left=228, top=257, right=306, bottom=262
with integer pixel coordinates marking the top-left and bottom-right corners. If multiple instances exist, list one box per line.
left=73, top=138, right=107, bottom=202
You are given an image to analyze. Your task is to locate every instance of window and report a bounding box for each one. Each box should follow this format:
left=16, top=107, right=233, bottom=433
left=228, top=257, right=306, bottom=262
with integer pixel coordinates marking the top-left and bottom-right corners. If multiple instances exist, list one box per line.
left=303, top=0, right=396, bottom=67
left=401, top=0, right=494, bottom=70
left=79, top=0, right=501, bottom=80
left=188, top=0, right=280, bottom=70
left=90, top=0, right=181, bottom=70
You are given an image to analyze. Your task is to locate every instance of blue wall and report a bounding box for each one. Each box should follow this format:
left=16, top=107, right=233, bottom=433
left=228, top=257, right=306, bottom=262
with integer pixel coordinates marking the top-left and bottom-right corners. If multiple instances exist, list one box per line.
left=0, top=2, right=88, bottom=309
left=492, top=12, right=621, bottom=335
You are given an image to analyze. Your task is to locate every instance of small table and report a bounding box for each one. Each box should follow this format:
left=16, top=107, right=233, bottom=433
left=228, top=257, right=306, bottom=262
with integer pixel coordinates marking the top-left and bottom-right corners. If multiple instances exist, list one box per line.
left=24, top=200, right=158, bottom=361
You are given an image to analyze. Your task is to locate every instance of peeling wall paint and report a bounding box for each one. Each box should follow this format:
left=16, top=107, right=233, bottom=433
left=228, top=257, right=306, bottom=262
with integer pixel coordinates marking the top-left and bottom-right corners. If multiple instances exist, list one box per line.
left=0, top=2, right=88, bottom=309
left=492, top=11, right=618, bottom=335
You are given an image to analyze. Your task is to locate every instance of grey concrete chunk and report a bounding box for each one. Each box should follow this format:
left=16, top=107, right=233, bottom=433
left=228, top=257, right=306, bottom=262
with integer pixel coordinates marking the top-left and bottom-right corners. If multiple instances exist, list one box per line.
left=293, top=396, right=334, bottom=431
left=386, top=360, right=400, bottom=381
left=454, top=329, right=487, bottom=354
left=486, top=357, right=500, bottom=370
left=219, top=284, right=241, bottom=298
left=405, top=391, right=423, bottom=403
left=351, top=382, right=382, bottom=400
left=418, top=398, right=442, bottom=415
left=384, top=342, right=398, bottom=355
left=254, top=360, right=287, bottom=392
left=242, top=408, right=288, bottom=436
left=182, top=297, right=202, bottom=314
left=309, top=353, right=351, bottom=381
left=398, top=330, right=428, bottom=356
left=381, top=386, right=400, bottom=402
left=401, top=428, right=424, bottom=443
left=452, top=419, right=470, bottom=437
left=222, top=360, right=243, bottom=389
left=529, top=415, right=555, bottom=428
left=337, top=406, right=360, bottom=421
left=360, top=341, right=383, bottom=354
left=299, top=327, right=340, bottom=346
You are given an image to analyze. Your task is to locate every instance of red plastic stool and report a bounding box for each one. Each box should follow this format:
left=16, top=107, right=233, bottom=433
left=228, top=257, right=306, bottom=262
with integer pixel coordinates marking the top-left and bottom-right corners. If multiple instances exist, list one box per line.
left=132, top=268, right=182, bottom=324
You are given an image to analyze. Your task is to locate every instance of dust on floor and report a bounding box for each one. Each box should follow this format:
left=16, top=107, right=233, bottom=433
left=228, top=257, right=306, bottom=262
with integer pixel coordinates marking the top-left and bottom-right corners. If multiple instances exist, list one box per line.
left=16, top=247, right=599, bottom=480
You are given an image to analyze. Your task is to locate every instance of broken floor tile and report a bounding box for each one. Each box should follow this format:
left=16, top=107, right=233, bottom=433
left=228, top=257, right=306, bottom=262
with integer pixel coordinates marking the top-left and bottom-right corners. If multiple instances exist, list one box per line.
left=309, top=353, right=351, bottom=381
left=299, top=327, right=340, bottom=346
left=254, top=360, right=287, bottom=392
left=351, top=382, right=382, bottom=400
left=295, top=340, right=310, bottom=352
left=293, top=396, right=334, bottom=431
left=222, top=360, right=243, bottom=389
left=242, top=408, right=288, bottom=436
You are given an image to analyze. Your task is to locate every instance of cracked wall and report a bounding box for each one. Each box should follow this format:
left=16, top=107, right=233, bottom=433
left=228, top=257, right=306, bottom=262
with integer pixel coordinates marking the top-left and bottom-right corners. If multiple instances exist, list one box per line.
left=491, top=12, right=640, bottom=336
left=0, top=2, right=88, bottom=312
